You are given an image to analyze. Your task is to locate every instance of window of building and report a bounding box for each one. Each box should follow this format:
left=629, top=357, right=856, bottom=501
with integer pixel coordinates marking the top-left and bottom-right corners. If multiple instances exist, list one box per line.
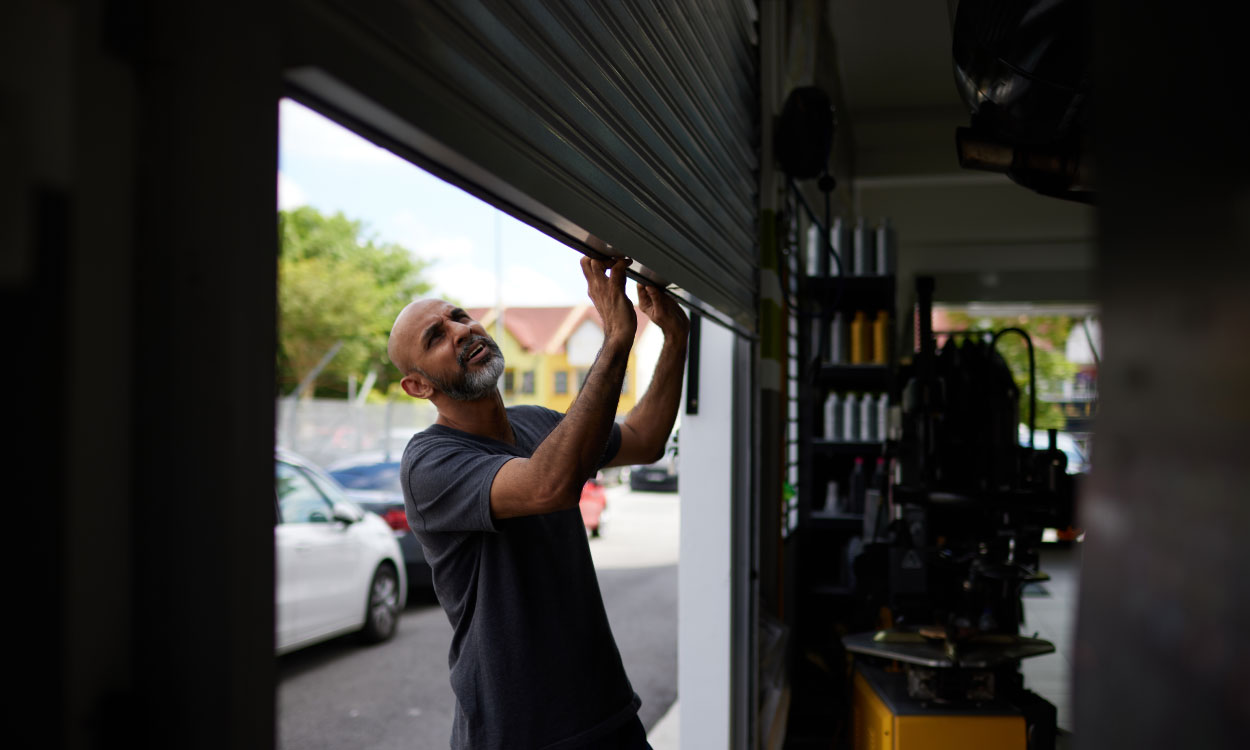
left=576, top=368, right=590, bottom=391
left=554, top=370, right=569, bottom=394
left=504, top=369, right=515, bottom=394
left=521, top=370, right=535, bottom=394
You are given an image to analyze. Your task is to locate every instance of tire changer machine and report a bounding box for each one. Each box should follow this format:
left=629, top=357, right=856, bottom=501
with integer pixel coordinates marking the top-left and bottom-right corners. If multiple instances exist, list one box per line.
left=842, top=278, right=1077, bottom=750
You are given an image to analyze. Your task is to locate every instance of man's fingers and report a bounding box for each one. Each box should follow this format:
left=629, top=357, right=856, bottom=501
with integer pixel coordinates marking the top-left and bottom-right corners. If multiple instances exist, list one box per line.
left=580, top=256, right=598, bottom=282
left=638, top=284, right=656, bottom=312
left=608, top=258, right=630, bottom=290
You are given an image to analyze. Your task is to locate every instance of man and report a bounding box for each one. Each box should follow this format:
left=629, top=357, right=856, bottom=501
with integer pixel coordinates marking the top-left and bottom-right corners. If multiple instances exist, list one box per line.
left=387, top=256, right=688, bottom=749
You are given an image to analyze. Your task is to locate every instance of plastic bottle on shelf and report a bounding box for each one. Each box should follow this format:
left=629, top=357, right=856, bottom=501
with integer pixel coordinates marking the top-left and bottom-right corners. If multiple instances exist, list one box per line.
left=853, top=218, right=874, bottom=276
left=831, top=217, right=849, bottom=276
left=871, top=456, right=888, bottom=493
left=823, top=392, right=840, bottom=440
left=860, top=392, right=876, bottom=442
left=849, top=311, right=867, bottom=364
left=863, top=457, right=889, bottom=539
left=824, top=479, right=840, bottom=512
left=828, top=312, right=845, bottom=364
left=843, top=393, right=860, bottom=442
left=877, top=393, right=889, bottom=442
left=872, top=310, right=889, bottom=365
left=848, top=457, right=866, bottom=514
left=875, top=218, right=895, bottom=276
left=805, top=222, right=821, bottom=277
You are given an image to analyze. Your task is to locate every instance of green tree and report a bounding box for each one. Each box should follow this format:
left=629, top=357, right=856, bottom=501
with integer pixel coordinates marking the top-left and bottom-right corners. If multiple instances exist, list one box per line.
left=942, top=311, right=1079, bottom=431
left=278, top=207, right=433, bottom=397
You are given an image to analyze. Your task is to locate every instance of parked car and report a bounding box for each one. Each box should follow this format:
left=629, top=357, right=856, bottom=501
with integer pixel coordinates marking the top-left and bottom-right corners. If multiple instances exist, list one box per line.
left=1018, top=426, right=1090, bottom=474
left=580, top=479, right=607, bottom=537
left=326, top=453, right=432, bottom=590
left=629, top=432, right=679, bottom=492
left=1017, top=427, right=1088, bottom=543
left=274, top=449, right=407, bottom=655
left=330, top=452, right=613, bottom=544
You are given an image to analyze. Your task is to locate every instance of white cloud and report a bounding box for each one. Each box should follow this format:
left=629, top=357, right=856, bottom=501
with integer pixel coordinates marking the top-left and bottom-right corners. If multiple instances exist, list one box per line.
left=428, top=263, right=581, bottom=309
left=383, top=209, right=428, bottom=251
left=429, top=262, right=499, bottom=307
left=381, top=209, right=475, bottom=263
left=502, top=264, right=583, bottom=307
left=279, top=99, right=400, bottom=167
left=277, top=171, right=308, bottom=210
left=420, top=236, right=475, bottom=262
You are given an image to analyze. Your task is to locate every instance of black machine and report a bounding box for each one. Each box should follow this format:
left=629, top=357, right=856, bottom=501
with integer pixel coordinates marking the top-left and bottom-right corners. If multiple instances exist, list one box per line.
left=951, top=0, right=1094, bottom=203
left=844, top=277, right=1077, bottom=747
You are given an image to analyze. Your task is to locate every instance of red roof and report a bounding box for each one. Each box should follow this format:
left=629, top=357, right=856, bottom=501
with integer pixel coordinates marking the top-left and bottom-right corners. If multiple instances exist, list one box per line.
left=466, top=305, right=651, bottom=352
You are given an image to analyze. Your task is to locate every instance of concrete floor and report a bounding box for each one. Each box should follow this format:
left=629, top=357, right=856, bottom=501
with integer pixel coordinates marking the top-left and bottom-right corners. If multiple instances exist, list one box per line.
left=1021, top=543, right=1082, bottom=733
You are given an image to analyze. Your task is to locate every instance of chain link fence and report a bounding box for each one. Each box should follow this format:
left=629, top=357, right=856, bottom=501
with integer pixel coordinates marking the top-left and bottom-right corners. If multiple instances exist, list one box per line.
left=276, top=396, right=438, bottom=469
left=277, top=395, right=637, bottom=487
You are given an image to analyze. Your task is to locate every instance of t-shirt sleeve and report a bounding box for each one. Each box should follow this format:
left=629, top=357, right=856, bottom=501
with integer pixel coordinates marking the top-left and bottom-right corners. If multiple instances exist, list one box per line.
left=405, top=439, right=511, bottom=534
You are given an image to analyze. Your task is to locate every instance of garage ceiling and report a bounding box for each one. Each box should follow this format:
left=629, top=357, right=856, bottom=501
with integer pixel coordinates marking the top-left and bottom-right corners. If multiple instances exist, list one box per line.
left=822, top=0, right=1096, bottom=304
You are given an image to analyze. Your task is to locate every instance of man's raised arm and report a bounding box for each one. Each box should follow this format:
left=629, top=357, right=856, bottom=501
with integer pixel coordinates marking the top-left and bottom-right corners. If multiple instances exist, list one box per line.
left=607, top=283, right=689, bottom=467
left=488, top=257, right=636, bottom=519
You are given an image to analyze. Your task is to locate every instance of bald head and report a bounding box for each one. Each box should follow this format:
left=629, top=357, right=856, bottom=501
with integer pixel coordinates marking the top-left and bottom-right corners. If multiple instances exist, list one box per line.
left=388, top=299, right=446, bottom=374
left=389, top=300, right=506, bottom=402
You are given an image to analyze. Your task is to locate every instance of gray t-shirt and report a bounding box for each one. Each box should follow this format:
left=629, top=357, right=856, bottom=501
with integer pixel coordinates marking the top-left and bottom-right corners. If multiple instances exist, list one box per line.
left=401, top=405, right=638, bottom=749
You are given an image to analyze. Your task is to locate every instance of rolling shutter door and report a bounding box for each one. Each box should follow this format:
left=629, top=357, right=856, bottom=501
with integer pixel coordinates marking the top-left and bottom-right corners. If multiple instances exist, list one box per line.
left=286, top=0, right=760, bottom=330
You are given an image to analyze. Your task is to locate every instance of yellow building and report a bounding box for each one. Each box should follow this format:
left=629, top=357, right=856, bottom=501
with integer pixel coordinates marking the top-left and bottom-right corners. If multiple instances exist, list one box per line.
left=466, top=305, right=650, bottom=416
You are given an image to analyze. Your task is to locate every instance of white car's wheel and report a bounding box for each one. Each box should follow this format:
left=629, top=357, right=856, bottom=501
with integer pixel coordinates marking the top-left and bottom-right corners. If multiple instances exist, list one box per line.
left=359, top=564, right=401, bottom=643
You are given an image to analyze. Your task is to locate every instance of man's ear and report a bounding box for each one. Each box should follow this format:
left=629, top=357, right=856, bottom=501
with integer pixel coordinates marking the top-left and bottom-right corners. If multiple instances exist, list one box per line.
left=401, top=373, right=435, bottom=400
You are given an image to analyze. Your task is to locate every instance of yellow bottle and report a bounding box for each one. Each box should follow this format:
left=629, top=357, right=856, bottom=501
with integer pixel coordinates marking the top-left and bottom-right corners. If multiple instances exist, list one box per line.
left=872, top=311, right=889, bottom=365
left=850, top=311, right=867, bottom=364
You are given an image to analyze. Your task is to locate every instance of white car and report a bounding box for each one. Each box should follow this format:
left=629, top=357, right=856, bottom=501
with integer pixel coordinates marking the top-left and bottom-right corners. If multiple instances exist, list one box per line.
left=274, top=449, right=407, bottom=654
left=1018, top=426, right=1090, bottom=474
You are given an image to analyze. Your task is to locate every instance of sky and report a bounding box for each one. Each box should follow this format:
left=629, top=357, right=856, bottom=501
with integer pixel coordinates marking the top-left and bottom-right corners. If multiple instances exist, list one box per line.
left=278, top=98, right=626, bottom=308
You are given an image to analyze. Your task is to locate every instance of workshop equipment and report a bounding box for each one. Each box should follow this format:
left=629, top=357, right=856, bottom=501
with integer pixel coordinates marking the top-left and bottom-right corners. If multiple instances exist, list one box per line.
left=842, top=276, right=1075, bottom=749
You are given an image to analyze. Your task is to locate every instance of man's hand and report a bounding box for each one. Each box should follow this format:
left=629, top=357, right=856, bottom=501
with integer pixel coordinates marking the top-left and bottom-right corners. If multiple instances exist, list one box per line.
left=490, top=256, right=635, bottom=520
left=637, top=283, right=689, bottom=341
left=604, top=282, right=690, bottom=468
left=581, top=257, right=637, bottom=346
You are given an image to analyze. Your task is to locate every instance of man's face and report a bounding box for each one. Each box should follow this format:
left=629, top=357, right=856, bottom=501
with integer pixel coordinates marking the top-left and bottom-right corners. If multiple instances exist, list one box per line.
left=406, top=303, right=504, bottom=401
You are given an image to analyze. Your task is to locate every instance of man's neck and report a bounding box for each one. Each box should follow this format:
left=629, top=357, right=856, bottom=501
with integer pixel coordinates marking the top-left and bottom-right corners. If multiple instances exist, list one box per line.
left=433, top=391, right=514, bottom=444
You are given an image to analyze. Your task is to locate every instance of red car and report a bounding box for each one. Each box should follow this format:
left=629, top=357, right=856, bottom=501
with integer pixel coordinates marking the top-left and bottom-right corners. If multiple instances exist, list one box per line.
left=579, top=479, right=607, bottom=537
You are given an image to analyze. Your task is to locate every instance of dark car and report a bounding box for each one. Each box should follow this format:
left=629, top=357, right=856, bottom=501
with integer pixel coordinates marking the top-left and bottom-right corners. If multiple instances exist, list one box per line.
left=629, top=432, right=679, bottom=492
left=326, top=454, right=432, bottom=590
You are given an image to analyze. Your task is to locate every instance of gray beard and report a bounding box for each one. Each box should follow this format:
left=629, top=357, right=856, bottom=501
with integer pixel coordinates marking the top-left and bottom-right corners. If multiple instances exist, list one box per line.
left=423, top=337, right=505, bottom=402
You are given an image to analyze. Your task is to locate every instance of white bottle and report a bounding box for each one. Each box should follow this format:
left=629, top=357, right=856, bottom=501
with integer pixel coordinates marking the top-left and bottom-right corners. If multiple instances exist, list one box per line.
left=823, top=393, right=840, bottom=440
left=843, top=393, right=860, bottom=442
left=828, top=312, right=844, bottom=364
left=824, top=479, right=840, bottom=512
left=805, top=222, right=821, bottom=277
left=860, top=393, right=876, bottom=442
left=877, top=393, right=890, bottom=442
left=875, top=218, right=895, bottom=276
left=831, top=217, right=850, bottom=276
left=853, top=218, right=875, bottom=276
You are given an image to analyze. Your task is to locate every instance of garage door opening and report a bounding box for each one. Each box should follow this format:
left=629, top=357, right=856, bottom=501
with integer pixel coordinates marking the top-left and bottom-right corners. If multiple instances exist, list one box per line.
left=274, top=97, right=681, bottom=747
left=931, top=300, right=1100, bottom=733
